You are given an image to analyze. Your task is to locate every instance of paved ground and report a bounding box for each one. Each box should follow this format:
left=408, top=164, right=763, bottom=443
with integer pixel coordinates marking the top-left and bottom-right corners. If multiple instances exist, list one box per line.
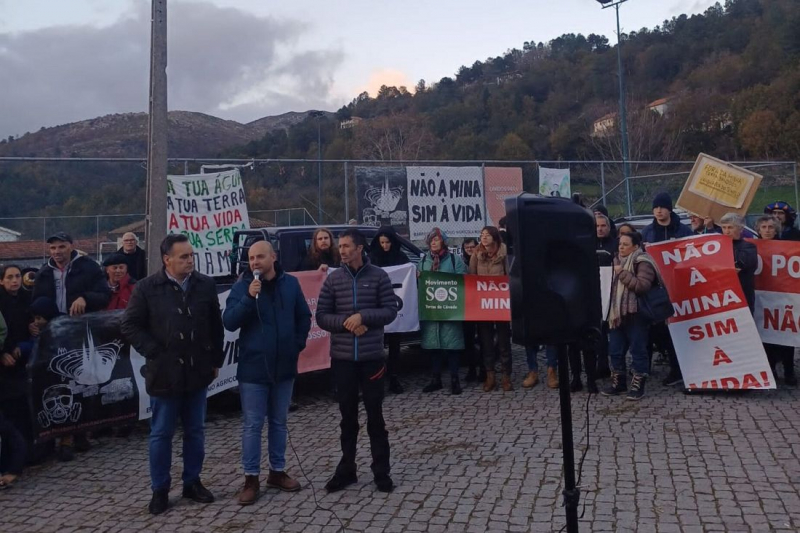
left=3, top=346, right=800, bottom=532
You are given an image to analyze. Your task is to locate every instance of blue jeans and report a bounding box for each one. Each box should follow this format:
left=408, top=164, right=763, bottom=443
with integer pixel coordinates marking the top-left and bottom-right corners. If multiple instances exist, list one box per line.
left=149, top=388, right=207, bottom=491
left=239, top=379, right=295, bottom=475
left=526, top=345, right=558, bottom=372
left=609, top=314, right=650, bottom=376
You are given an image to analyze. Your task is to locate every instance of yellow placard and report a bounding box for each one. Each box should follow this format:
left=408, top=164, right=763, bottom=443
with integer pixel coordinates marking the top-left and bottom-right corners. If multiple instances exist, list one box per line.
left=687, top=158, right=754, bottom=209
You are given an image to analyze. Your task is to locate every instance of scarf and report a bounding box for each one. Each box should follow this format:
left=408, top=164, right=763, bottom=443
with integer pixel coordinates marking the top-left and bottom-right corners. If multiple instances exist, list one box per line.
left=608, top=248, right=657, bottom=329
left=430, top=248, right=449, bottom=272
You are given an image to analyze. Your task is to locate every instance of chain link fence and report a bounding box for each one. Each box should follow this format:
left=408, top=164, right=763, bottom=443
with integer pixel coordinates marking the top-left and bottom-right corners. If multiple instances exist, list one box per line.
left=1, top=157, right=796, bottom=264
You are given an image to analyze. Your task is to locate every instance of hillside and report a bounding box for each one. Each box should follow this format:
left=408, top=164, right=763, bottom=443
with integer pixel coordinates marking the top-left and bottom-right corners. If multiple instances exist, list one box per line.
left=0, top=110, right=330, bottom=158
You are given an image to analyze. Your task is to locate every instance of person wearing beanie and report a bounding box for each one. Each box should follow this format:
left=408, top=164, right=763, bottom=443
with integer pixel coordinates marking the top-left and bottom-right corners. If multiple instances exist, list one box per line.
left=103, top=254, right=136, bottom=311
left=764, top=201, right=800, bottom=241
left=641, top=192, right=691, bottom=389
left=640, top=192, right=692, bottom=245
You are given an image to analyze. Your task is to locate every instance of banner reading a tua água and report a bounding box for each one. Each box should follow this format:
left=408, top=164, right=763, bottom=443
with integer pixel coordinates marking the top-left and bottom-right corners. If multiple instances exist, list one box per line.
left=750, top=238, right=800, bottom=347
left=167, top=169, right=250, bottom=277
left=418, top=271, right=510, bottom=322
left=648, top=235, right=774, bottom=390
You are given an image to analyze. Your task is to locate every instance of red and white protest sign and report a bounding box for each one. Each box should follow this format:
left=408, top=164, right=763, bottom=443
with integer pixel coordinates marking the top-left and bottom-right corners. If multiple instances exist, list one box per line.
left=648, top=235, right=774, bottom=390
left=293, top=271, right=332, bottom=374
left=750, top=238, right=800, bottom=347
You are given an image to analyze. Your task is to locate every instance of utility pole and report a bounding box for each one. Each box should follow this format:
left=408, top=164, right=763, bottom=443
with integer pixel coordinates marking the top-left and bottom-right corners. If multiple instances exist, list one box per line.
left=145, top=0, right=168, bottom=275
left=309, top=110, right=325, bottom=224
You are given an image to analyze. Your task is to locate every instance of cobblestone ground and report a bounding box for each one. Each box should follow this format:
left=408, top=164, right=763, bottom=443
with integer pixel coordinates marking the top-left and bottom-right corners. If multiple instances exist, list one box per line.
left=3, top=346, right=800, bottom=532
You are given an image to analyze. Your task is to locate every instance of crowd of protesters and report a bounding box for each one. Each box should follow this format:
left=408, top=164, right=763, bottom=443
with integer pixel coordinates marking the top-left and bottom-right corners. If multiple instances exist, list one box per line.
left=1, top=194, right=798, bottom=511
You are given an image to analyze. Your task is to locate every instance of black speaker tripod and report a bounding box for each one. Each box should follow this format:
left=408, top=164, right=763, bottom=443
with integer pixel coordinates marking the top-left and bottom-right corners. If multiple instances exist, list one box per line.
left=555, top=342, right=580, bottom=533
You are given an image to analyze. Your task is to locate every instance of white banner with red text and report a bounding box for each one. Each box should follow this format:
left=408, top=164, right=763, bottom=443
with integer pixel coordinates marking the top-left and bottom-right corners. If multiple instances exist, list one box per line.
left=648, top=234, right=774, bottom=390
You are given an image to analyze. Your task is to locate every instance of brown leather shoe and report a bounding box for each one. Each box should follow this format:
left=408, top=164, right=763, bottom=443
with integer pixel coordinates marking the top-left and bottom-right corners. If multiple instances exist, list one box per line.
left=522, top=371, right=539, bottom=388
left=547, top=367, right=559, bottom=389
left=483, top=370, right=496, bottom=392
left=238, top=475, right=260, bottom=505
left=267, top=470, right=301, bottom=492
left=501, top=373, right=513, bottom=391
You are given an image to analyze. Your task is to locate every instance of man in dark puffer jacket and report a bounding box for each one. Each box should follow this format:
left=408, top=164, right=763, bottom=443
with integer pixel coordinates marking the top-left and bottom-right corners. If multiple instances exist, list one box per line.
left=316, top=228, right=398, bottom=494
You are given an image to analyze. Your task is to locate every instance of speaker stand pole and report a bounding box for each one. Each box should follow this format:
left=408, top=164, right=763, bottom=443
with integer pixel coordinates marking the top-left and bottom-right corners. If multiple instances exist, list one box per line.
left=556, top=343, right=580, bottom=533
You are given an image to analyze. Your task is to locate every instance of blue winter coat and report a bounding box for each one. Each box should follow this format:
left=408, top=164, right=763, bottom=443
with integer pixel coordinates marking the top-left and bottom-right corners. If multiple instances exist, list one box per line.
left=223, top=265, right=312, bottom=385
left=417, top=252, right=467, bottom=351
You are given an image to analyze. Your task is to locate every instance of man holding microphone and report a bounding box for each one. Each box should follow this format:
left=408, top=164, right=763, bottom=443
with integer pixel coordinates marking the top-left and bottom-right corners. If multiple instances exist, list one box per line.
left=223, top=241, right=311, bottom=505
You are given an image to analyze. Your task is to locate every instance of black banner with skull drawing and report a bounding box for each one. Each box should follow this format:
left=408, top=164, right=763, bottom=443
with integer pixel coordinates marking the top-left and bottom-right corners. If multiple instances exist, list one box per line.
left=355, top=166, right=409, bottom=237
left=28, top=311, right=139, bottom=443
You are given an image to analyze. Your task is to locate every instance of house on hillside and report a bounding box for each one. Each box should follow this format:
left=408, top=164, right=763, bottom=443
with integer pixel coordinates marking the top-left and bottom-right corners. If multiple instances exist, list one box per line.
left=647, top=97, right=672, bottom=116
left=0, top=226, right=22, bottom=242
left=592, top=113, right=617, bottom=137
left=340, top=117, right=364, bottom=130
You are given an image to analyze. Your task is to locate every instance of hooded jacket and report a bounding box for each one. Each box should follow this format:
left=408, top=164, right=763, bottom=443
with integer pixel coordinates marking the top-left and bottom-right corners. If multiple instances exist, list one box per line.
left=369, top=226, right=410, bottom=268
left=223, top=264, right=312, bottom=385
left=468, top=243, right=509, bottom=277
left=32, top=251, right=110, bottom=313
left=641, top=212, right=693, bottom=244
left=316, top=258, right=398, bottom=362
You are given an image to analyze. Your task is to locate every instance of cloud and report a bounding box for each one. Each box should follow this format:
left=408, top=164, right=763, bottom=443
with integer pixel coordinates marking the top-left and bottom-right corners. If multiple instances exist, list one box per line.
left=357, top=68, right=414, bottom=97
left=0, top=0, right=345, bottom=137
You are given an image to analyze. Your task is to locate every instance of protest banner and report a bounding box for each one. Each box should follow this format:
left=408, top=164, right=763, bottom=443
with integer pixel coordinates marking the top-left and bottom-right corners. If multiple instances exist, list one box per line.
left=484, top=167, right=523, bottom=227
left=539, top=167, right=571, bottom=198
left=384, top=264, right=420, bottom=333
left=29, top=311, right=140, bottom=442
left=750, top=238, right=800, bottom=347
left=406, top=166, right=485, bottom=240
left=676, top=153, right=762, bottom=221
left=356, top=166, right=409, bottom=235
left=648, top=234, right=774, bottom=390
left=418, top=272, right=510, bottom=322
left=293, top=270, right=333, bottom=373
left=167, top=169, right=250, bottom=277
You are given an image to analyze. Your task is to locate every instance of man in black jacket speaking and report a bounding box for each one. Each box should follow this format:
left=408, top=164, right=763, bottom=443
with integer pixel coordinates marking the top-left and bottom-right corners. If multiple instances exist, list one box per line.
left=316, top=228, right=398, bottom=493
left=121, top=234, right=225, bottom=515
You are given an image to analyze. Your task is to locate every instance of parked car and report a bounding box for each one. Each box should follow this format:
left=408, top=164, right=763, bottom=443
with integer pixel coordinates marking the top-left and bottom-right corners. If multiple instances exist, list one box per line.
left=614, top=209, right=758, bottom=237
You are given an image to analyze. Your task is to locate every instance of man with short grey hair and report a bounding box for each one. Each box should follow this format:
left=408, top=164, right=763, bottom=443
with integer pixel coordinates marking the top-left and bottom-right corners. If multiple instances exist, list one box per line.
left=720, top=212, right=757, bottom=313
left=117, top=231, right=147, bottom=280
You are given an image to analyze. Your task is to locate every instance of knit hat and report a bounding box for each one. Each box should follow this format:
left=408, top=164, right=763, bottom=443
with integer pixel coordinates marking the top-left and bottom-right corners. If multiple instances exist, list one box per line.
left=29, top=297, right=60, bottom=320
left=102, top=253, right=128, bottom=267
left=652, top=192, right=673, bottom=211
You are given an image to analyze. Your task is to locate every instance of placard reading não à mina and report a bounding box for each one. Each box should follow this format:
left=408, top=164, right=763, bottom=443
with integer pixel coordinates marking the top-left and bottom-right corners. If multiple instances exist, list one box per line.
left=166, top=169, right=250, bottom=277
left=406, top=166, right=485, bottom=240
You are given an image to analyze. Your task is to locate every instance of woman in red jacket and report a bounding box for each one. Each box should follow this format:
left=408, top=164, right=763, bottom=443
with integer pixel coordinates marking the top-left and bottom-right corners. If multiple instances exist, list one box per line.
left=103, top=254, right=136, bottom=310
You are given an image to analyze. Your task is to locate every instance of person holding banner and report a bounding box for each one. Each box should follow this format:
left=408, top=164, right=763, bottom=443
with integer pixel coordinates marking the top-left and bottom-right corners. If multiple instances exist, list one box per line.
left=223, top=241, right=311, bottom=505
left=369, top=226, right=410, bottom=394
left=602, top=232, right=658, bottom=401
left=461, top=238, right=483, bottom=383
left=470, top=226, right=513, bottom=392
left=418, top=228, right=468, bottom=395
left=299, top=228, right=341, bottom=272
left=720, top=213, right=757, bottom=313
left=690, top=215, right=721, bottom=235
left=755, top=215, right=797, bottom=386
left=121, top=234, right=225, bottom=515
left=317, top=229, right=398, bottom=493
left=764, top=201, right=800, bottom=241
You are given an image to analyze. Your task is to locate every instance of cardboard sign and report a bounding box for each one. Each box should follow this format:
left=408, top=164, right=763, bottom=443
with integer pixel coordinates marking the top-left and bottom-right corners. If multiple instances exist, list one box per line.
left=676, top=154, right=762, bottom=220
left=647, top=235, right=774, bottom=390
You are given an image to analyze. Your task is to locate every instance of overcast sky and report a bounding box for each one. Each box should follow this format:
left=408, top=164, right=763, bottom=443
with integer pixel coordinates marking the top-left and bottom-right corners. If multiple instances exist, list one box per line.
left=0, top=0, right=719, bottom=138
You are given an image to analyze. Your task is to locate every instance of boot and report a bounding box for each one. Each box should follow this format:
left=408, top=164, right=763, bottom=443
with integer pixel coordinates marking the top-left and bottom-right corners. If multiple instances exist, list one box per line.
left=238, top=475, right=260, bottom=505
left=483, top=370, right=496, bottom=392
left=267, top=470, right=301, bottom=492
left=478, top=366, right=487, bottom=383
left=465, top=367, right=478, bottom=383
left=388, top=375, right=404, bottom=394
left=626, top=374, right=647, bottom=401
left=547, top=367, right=559, bottom=389
left=451, top=376, right=462, bottom=395
left=601, top=372, right=627, bottom=396
left=501, top=373, right=513, bottom=392
left=522, top=371, right=539, bottom=388
left=422, top=375, right=443, bottom=393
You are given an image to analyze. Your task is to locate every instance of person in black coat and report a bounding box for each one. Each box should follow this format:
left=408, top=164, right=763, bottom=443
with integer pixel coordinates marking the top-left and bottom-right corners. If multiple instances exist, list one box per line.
left=298, top=228, right=341, bottom=271
left=460, top=238, right=482, bottom=382
left=369, top=226, right=410, bottom=394
left=117, top=232, right=147, bottom=281
left=121, top=234, right=224, bottom=515
left=32, top=233, right=110, bottom=316
left=720, top=213, right=757, bottom=313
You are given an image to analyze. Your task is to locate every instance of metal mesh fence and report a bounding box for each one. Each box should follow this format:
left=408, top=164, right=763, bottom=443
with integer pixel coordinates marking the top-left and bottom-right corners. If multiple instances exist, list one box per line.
left=1, top=157, right=796, bottom=263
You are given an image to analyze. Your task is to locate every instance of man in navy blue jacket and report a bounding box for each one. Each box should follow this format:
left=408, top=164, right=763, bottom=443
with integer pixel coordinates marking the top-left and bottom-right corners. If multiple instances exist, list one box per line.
left=223, top=241, right=311, bottom=506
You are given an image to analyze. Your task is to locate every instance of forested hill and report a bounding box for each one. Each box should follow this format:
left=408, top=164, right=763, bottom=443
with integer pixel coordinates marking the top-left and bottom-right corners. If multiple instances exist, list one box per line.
left=228, top=0, right=800, bottom=163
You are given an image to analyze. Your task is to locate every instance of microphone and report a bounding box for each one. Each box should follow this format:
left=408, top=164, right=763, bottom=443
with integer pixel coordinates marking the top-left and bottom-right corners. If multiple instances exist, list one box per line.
left=253, top=269, right=261, bottom=299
